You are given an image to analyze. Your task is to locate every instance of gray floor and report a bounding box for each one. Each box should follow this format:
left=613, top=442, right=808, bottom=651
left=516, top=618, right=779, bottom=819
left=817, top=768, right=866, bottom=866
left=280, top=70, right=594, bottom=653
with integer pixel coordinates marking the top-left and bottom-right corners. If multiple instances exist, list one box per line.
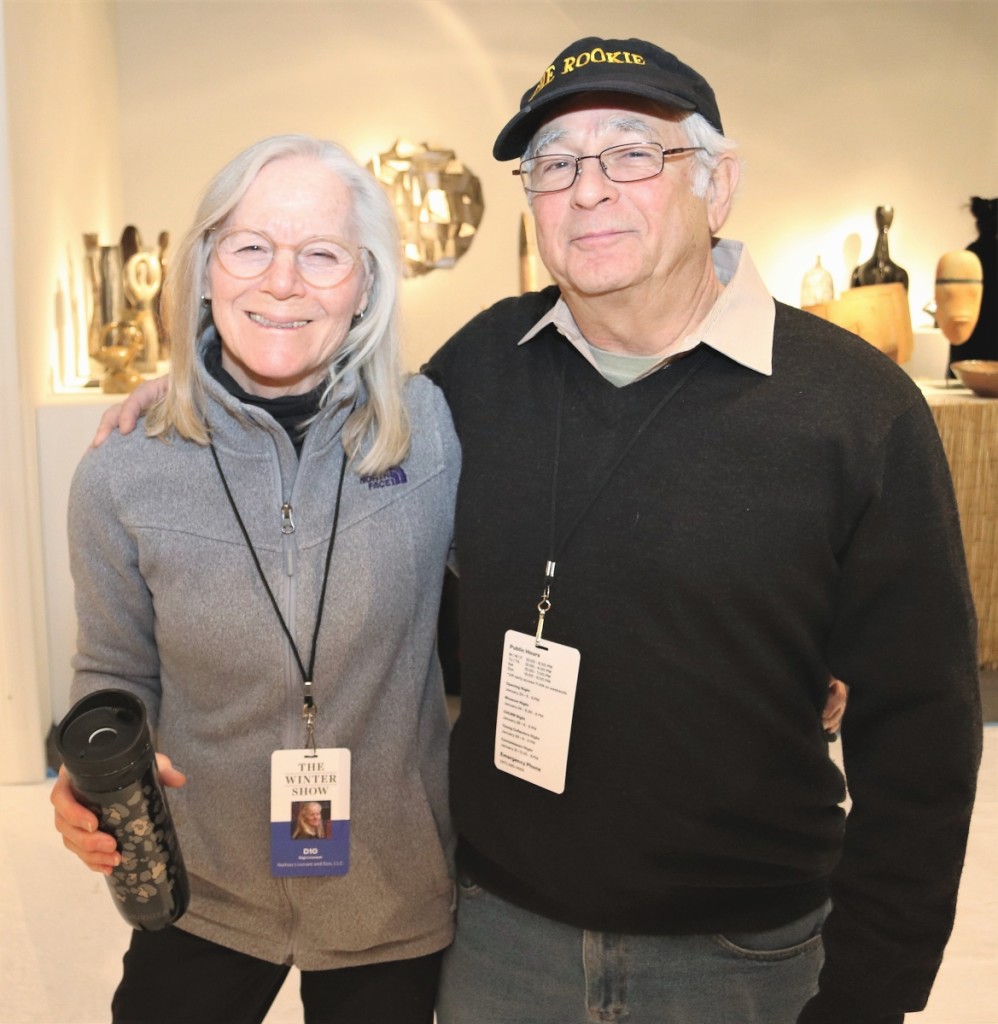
left=3, top=727, right=996, bottom=1023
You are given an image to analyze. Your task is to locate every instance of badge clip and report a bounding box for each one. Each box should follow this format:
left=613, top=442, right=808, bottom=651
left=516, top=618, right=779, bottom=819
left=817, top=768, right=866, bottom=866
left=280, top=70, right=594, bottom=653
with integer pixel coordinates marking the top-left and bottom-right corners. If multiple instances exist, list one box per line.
left=302, top=681, right=318, bottom=756
left=534, top=560, right=556, bottom=648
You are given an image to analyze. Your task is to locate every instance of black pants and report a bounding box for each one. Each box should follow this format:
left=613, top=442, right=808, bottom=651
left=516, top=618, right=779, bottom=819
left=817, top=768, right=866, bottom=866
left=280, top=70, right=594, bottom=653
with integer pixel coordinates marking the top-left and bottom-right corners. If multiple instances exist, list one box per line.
left=111, top=926, right=443, bottom=1024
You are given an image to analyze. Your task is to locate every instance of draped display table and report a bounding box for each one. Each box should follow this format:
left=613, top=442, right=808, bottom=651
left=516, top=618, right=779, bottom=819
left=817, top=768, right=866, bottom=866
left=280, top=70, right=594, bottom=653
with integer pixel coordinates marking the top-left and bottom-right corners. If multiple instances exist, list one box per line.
left=923, top=386, right=998, bottom=668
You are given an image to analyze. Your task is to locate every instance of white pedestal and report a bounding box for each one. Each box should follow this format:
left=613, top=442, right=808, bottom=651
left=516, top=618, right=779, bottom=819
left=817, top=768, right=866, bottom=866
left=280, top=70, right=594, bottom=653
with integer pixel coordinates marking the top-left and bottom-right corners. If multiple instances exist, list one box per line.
left=36, top=393, right=118, bottom=724
left=905, top=327, right=950, bottom=382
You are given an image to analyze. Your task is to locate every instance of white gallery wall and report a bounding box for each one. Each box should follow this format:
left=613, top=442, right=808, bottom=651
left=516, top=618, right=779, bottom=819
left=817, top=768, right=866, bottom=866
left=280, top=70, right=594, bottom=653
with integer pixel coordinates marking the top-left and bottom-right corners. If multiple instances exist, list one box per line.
left=109, top=0, right=998, bottom=368
left=7, top=0, right=998, bottom=386
left=1, top=0, right=124, bottom=781
left=1, top=0, right=997, bottom=779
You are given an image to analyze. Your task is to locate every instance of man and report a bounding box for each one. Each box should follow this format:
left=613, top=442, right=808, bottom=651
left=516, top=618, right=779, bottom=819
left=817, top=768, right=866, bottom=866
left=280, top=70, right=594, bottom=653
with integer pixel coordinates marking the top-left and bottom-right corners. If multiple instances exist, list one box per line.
left=91, top=34, right=980, bottom=1024
left=424, top=36, right=981, bottom=1024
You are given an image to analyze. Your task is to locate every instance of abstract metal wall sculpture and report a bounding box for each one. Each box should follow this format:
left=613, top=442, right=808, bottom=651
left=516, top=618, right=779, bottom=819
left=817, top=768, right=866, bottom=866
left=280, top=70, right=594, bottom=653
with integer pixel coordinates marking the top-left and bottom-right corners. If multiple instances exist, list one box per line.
left=368, top=141, right=484, bottom=277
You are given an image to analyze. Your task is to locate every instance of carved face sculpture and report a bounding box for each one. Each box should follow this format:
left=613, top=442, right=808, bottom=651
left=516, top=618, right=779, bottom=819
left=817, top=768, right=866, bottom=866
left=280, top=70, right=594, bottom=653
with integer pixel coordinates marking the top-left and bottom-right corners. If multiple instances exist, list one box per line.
left=935, top=250, right=984, bottom=346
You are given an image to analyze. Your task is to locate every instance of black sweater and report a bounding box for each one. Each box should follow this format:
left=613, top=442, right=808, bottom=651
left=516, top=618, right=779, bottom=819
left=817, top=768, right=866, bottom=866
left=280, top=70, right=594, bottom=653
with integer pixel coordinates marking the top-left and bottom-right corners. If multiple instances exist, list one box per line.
left=425, top=288, right=982, bottom=1023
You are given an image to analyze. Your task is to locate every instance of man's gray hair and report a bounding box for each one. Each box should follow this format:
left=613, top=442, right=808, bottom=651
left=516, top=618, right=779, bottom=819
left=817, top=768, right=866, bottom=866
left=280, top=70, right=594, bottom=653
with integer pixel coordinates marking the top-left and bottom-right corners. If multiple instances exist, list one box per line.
left=523, top=109, right=737, bottom=200
left=679, top=112, right=738, bottom=198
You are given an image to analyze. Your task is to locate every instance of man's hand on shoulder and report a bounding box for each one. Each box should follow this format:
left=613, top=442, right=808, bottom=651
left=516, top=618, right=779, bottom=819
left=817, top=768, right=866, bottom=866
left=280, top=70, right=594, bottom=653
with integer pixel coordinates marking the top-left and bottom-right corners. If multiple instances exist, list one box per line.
left=92, top=375, right=169, bottom=447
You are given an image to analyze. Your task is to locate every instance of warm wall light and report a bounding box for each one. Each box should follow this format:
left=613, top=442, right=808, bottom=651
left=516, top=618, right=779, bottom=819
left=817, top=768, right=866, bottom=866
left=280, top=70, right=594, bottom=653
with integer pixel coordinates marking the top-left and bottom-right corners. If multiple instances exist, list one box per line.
left=367, top=141, right=484, bottom=277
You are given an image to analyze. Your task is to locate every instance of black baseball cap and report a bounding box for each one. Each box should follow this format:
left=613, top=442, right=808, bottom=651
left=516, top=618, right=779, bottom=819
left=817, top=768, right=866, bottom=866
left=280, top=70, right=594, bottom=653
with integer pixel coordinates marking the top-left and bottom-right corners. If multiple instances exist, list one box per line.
left=493, top=36, right=723, bottom=161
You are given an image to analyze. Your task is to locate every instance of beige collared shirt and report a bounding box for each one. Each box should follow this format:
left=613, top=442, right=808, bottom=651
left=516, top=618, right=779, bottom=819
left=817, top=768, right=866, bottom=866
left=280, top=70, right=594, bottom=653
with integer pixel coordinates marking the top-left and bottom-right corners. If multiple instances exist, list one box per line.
left=517, top=239, right=775, bottom=382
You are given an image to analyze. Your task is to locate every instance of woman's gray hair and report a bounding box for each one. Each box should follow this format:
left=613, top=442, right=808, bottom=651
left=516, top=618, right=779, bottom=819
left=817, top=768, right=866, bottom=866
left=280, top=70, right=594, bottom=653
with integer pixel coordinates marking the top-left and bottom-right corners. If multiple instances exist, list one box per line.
left=147, top=133, right=409, bottom=476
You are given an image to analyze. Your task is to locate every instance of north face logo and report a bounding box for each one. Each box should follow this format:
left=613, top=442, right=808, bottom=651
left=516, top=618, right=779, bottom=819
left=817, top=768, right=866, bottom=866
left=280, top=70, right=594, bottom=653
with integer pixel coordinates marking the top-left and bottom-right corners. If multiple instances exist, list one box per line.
left=360, top=466, right=408, bottom=490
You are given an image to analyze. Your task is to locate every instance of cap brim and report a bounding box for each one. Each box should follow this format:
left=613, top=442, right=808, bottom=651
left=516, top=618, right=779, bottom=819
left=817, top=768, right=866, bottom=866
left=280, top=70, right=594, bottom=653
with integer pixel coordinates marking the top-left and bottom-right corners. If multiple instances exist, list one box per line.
left=493, top=83, right=698, bottom=161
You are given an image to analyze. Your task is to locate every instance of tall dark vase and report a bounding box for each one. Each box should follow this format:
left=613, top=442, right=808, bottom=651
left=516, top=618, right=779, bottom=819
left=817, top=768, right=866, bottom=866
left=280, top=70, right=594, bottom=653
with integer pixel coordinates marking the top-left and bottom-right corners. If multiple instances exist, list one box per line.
left=949, top=197, right=998, bottom=374
left=851, top=206, right=909, bottom=290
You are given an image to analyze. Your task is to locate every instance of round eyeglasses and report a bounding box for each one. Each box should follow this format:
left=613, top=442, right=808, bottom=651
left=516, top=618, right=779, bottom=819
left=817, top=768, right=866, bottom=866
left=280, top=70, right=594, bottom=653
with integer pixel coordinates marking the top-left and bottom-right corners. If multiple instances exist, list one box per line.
left=213, top=228, right=365, bottom=288
left=514, top=143, right=705, bottom=194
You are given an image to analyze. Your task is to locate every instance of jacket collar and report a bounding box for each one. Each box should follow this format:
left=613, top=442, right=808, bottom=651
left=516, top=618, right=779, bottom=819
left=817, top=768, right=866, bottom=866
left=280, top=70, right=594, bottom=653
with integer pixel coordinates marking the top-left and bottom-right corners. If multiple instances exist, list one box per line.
left=195, top=327, right=361, bottom=451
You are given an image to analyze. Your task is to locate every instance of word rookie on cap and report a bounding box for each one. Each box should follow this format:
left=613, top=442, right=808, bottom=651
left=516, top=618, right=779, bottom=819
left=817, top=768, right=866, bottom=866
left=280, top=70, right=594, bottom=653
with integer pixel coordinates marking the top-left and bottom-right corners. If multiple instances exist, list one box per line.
left=529, top=47, right=647, bottom=100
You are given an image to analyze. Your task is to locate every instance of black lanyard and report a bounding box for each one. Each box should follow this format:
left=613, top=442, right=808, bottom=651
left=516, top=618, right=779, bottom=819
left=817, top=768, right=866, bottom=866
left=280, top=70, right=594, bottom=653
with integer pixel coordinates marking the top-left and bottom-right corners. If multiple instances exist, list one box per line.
left=534, top=343, right=706, bottom=642
left=208, top=436, right=348, bottom=751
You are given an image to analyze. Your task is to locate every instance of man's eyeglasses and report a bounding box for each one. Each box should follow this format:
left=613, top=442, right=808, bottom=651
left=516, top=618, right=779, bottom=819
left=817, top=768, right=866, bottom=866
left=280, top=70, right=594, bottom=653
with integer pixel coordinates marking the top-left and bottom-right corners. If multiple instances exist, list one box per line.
left=514, top=143, right=705, bottom=194
left=213, top=228, right=365, bottom=288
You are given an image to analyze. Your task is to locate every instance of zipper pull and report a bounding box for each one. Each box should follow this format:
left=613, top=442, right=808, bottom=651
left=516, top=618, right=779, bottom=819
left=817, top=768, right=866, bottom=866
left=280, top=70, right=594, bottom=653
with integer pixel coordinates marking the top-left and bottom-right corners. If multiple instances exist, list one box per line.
left=281, top=502, right=295, bottom=535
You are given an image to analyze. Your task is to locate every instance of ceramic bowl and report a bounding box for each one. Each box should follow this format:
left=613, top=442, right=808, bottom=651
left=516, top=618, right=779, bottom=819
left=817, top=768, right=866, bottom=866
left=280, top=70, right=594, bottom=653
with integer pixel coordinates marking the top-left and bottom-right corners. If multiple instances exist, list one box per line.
left=950, top=360, right=998, bottom=398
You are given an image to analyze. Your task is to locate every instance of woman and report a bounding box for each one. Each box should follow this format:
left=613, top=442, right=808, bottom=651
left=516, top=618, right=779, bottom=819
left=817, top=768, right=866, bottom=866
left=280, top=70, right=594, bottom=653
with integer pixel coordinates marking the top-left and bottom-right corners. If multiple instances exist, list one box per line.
left=292, top=801, right=331, bottom=840
left=51, top=134, right=460, bottom=1024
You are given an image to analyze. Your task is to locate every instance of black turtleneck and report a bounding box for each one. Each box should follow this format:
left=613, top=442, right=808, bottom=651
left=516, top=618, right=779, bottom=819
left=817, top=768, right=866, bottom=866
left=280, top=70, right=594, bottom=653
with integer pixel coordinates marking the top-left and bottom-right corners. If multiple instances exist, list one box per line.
left=204, top=341, right=325, bottom=455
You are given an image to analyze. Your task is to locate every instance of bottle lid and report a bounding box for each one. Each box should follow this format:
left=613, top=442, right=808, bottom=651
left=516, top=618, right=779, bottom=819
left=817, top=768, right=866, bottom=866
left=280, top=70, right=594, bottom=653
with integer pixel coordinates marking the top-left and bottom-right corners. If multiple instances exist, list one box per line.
left=57, top=690, right=151, bottom=782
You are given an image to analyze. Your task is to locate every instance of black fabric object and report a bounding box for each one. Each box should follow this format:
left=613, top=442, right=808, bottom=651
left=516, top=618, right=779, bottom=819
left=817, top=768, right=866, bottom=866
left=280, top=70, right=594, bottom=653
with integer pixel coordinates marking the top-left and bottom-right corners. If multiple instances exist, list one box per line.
left=437, top=570, right=462, bottom=696
left=949, top=196, right=998, bottom=373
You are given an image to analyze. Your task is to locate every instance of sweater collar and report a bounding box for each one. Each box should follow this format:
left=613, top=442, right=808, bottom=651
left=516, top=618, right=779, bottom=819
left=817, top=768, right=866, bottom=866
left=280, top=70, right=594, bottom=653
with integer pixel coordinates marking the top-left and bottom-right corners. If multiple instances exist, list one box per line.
left=518, top=239, right=775, bottom=379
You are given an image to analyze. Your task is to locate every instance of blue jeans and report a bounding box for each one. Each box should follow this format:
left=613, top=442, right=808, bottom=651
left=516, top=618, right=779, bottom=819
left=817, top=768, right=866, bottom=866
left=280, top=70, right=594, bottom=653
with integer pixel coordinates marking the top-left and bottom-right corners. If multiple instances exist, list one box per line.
left=436, top=878, right=828, bottom=1023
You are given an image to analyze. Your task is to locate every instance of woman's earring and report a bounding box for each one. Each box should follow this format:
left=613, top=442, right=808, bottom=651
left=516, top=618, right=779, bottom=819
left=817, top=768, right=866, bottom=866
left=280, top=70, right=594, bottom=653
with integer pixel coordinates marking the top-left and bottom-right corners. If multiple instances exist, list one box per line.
left=201, top=295, right=211, bottom=306
left=351, top=308, right=367, bottom=329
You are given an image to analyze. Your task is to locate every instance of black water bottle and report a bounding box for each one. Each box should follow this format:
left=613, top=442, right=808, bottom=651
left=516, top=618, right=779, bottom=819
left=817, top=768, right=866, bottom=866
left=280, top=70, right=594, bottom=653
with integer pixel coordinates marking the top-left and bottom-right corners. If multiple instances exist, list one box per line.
left=56, top=689, right=190, bottom=930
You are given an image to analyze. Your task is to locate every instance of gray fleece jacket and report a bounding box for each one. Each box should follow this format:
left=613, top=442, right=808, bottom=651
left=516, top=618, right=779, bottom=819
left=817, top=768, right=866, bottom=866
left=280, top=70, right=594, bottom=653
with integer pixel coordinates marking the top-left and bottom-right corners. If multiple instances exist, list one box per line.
left=68, top=358, right=460, bottom=969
